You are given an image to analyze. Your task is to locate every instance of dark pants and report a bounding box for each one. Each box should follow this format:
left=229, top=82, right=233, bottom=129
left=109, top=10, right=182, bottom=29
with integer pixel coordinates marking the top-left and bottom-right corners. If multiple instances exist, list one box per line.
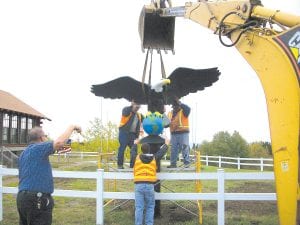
left=117, top=130, right=136, bottom=166
left=17, top=191, right=54, bottom=225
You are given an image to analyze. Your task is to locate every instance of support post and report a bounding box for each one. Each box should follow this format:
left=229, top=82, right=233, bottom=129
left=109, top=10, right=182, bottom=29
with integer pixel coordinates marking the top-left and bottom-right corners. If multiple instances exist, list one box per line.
left=196, top=151, right=203, bottom=224
left=260, top=158, right=264, bottom=172
left=217, top=169, right=225, bottom=225
left=98, top=153, right=102, bottom=169
left=96, top=169, right=104, bottom=225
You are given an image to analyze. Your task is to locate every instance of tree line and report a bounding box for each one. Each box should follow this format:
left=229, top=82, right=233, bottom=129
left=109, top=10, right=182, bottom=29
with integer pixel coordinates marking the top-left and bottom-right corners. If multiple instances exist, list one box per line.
left=198, top=131, right=272, bottom=158
left=71, top=118, right=272, bottom=158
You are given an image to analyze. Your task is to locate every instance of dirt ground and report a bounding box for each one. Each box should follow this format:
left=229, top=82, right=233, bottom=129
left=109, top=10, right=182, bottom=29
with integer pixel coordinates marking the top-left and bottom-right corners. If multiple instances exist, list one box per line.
left=106, top=180, right=277, bottom=225
left=226, top=181, right=277, bottom=217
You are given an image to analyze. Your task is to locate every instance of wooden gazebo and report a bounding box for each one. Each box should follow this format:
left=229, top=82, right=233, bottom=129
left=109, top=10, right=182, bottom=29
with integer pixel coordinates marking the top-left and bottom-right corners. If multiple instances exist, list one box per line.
left=0, top=90, right=50, bottom=151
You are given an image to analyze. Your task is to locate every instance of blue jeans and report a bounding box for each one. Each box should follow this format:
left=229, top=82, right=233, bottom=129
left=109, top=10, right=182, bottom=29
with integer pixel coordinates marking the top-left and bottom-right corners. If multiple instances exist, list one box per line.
left=170, top=132, right=190, bottom=166
left=117, top=130, right=136, bottom=166
left=135, top=183, right=155, bottom=225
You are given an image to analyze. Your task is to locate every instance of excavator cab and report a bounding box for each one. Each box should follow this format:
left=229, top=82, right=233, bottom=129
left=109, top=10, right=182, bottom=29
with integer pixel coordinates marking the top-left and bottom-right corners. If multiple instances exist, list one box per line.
left=139, top=4, right=175, bottom=52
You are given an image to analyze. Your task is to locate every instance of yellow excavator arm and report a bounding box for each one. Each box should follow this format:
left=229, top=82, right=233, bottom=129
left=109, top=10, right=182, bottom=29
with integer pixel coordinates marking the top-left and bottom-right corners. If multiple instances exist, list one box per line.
left=139, top=1, right=300, bottom=224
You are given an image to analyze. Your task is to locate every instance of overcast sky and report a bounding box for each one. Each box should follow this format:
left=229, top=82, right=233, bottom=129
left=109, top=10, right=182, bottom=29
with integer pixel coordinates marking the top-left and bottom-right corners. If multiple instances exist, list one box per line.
left=0, top=0, right=299, bottom=143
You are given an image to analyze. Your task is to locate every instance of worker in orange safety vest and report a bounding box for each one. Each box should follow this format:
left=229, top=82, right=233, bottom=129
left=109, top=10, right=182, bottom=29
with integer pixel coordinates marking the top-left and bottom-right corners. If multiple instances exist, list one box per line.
left=167, top=97, right=191, bottom=168
left=117, top=100, right=143, bottom=169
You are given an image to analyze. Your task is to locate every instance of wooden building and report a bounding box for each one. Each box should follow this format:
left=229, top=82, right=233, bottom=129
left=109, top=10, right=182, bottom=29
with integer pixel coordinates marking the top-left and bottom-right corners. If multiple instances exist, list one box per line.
left=0, top=90, right=50, bottom=151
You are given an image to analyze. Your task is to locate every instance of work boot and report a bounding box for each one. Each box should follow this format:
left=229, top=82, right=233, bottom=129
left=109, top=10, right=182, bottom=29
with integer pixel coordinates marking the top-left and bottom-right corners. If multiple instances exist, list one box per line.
left=167, top=164, right=177, bottom=168
left=184, top=163, right=190, bottom=168
left=118, top=165, right=124, bottom=169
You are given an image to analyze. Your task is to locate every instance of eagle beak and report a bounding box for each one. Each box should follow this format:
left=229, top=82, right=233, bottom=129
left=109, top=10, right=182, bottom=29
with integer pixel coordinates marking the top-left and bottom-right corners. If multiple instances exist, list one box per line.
left=162, top=79, right=171, bottom=85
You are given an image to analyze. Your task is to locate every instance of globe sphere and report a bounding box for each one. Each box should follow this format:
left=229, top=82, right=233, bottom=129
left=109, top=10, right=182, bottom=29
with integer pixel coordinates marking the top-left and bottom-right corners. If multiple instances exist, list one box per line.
left=142, top=111, right=164, bottom=135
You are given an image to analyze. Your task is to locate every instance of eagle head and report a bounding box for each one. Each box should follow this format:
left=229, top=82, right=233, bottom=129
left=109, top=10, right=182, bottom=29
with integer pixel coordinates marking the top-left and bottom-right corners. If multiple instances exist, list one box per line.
left=151, top=78, right=171, bottom=92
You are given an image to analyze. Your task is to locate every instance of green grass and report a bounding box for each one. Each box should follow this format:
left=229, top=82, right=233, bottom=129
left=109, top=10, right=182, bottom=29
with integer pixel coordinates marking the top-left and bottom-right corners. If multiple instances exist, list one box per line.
left=0, top=156, right=278, bottom=225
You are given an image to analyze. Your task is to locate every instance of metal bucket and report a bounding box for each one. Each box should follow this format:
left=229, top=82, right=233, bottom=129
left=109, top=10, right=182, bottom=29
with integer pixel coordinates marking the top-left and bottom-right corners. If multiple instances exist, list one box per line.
left=139, top=6, right=175, bottom=51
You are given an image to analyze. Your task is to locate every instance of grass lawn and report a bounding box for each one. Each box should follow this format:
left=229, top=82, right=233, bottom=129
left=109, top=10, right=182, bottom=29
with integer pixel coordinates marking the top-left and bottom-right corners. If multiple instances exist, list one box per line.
left=0, top=155, right=278, bottom=225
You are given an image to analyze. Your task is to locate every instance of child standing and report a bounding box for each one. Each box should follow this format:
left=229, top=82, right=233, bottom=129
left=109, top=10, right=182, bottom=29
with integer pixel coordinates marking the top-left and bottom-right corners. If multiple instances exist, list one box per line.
left=133, top=142, right=168, bottom=225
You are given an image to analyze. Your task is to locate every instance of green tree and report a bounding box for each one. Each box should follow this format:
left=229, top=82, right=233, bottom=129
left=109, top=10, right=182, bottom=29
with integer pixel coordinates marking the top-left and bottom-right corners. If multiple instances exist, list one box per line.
left=199, top=140, right=212, bottom=155
left=72, top=118, right=118, bottom=152
left=200, top=131, right=249, bottom=157
left=230, top=131, right=249, bottom=157
left=261, top=141, right=272, bottom=155
left=210, top=131, right=232, bottom=156
left=249, top=142, right=271, bottom=158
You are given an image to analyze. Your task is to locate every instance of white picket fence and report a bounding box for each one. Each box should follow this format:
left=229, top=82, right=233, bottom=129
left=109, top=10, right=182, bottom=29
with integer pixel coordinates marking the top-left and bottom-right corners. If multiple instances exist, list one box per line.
left=0, top=166, right=276, bottom=225
left=55, top=152, right=274, bottom=171
left=53, top=151, right=98, bottom=160
left=200, top=155, right=273, bottom=171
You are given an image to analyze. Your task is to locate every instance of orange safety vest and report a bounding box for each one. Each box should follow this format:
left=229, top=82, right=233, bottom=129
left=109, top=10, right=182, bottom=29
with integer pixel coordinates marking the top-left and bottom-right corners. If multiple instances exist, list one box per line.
left=168, top=109, right=189, bottom=133
left=119, top=112, right=142, bottom=128
left=134, top=155, right=157, bottom=183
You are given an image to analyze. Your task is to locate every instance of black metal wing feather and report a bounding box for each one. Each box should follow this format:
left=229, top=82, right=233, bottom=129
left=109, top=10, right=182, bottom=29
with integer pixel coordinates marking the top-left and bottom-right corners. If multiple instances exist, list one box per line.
left=91, top=67, right=220, bottom=107
left=91, top=76, right=149, bottom=104
left=165, top=67, right=220, bottom=103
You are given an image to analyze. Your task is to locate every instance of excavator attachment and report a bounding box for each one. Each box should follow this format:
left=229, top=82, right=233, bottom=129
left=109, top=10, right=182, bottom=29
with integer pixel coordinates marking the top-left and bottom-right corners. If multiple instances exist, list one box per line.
left=139, top=6, right=175, bottom=51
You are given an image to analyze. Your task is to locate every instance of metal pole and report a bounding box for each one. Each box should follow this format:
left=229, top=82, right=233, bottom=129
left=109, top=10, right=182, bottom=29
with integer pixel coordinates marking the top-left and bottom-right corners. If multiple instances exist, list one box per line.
left=98, top=153, right=102, bottom=169
left=195, top=102, right=198, bottom=145
left=196, top=151, right=203, bottom=224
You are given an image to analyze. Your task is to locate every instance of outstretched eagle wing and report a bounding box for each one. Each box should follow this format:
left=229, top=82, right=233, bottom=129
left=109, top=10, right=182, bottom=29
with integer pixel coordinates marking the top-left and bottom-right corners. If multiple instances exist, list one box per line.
left=165, top=67, right=220, bottom=103
left=91, top=76, right=149, bottom=104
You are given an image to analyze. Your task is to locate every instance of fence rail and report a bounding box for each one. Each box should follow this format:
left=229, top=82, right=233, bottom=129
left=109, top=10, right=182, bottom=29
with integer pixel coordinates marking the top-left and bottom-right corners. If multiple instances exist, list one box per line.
left=56, top=152, right=274, bottom=171
left=201, top=155, right=273, bottom=171
left=0, top=166, right=276, bottom=225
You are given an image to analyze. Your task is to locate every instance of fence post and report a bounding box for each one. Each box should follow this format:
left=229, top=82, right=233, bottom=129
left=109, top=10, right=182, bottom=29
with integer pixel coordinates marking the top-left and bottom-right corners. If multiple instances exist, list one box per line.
left=217, top=169, right=225, bottom=225
left=0, top=165, right=3, bottom=221
left=96, top=169, right=104, bottom=225
left=218, top=156, right=222, bottom=168
left=237, top=157, right=240, bottom=170
left=260, top=158, right=264, bottom=172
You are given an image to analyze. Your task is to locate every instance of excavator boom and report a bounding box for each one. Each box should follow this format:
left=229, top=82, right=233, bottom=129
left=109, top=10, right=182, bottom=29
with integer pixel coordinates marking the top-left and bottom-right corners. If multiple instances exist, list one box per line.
left=139, top=1, right=300, bottom=224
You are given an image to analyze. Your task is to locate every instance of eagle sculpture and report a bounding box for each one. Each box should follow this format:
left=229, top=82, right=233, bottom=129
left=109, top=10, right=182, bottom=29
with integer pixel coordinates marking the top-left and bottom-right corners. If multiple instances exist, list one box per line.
left=91, top=67, right=220, bottom=113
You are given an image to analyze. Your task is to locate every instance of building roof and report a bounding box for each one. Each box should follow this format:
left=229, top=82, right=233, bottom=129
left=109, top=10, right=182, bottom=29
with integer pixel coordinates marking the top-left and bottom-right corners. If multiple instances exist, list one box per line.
left=0, top=90, right=50, bottom=120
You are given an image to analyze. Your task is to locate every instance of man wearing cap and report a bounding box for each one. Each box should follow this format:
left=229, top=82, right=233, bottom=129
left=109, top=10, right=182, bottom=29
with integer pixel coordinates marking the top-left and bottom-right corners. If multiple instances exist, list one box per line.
left=167, top=97, right=191, bottom=168
left=118, top=100, right=143, bottom=169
